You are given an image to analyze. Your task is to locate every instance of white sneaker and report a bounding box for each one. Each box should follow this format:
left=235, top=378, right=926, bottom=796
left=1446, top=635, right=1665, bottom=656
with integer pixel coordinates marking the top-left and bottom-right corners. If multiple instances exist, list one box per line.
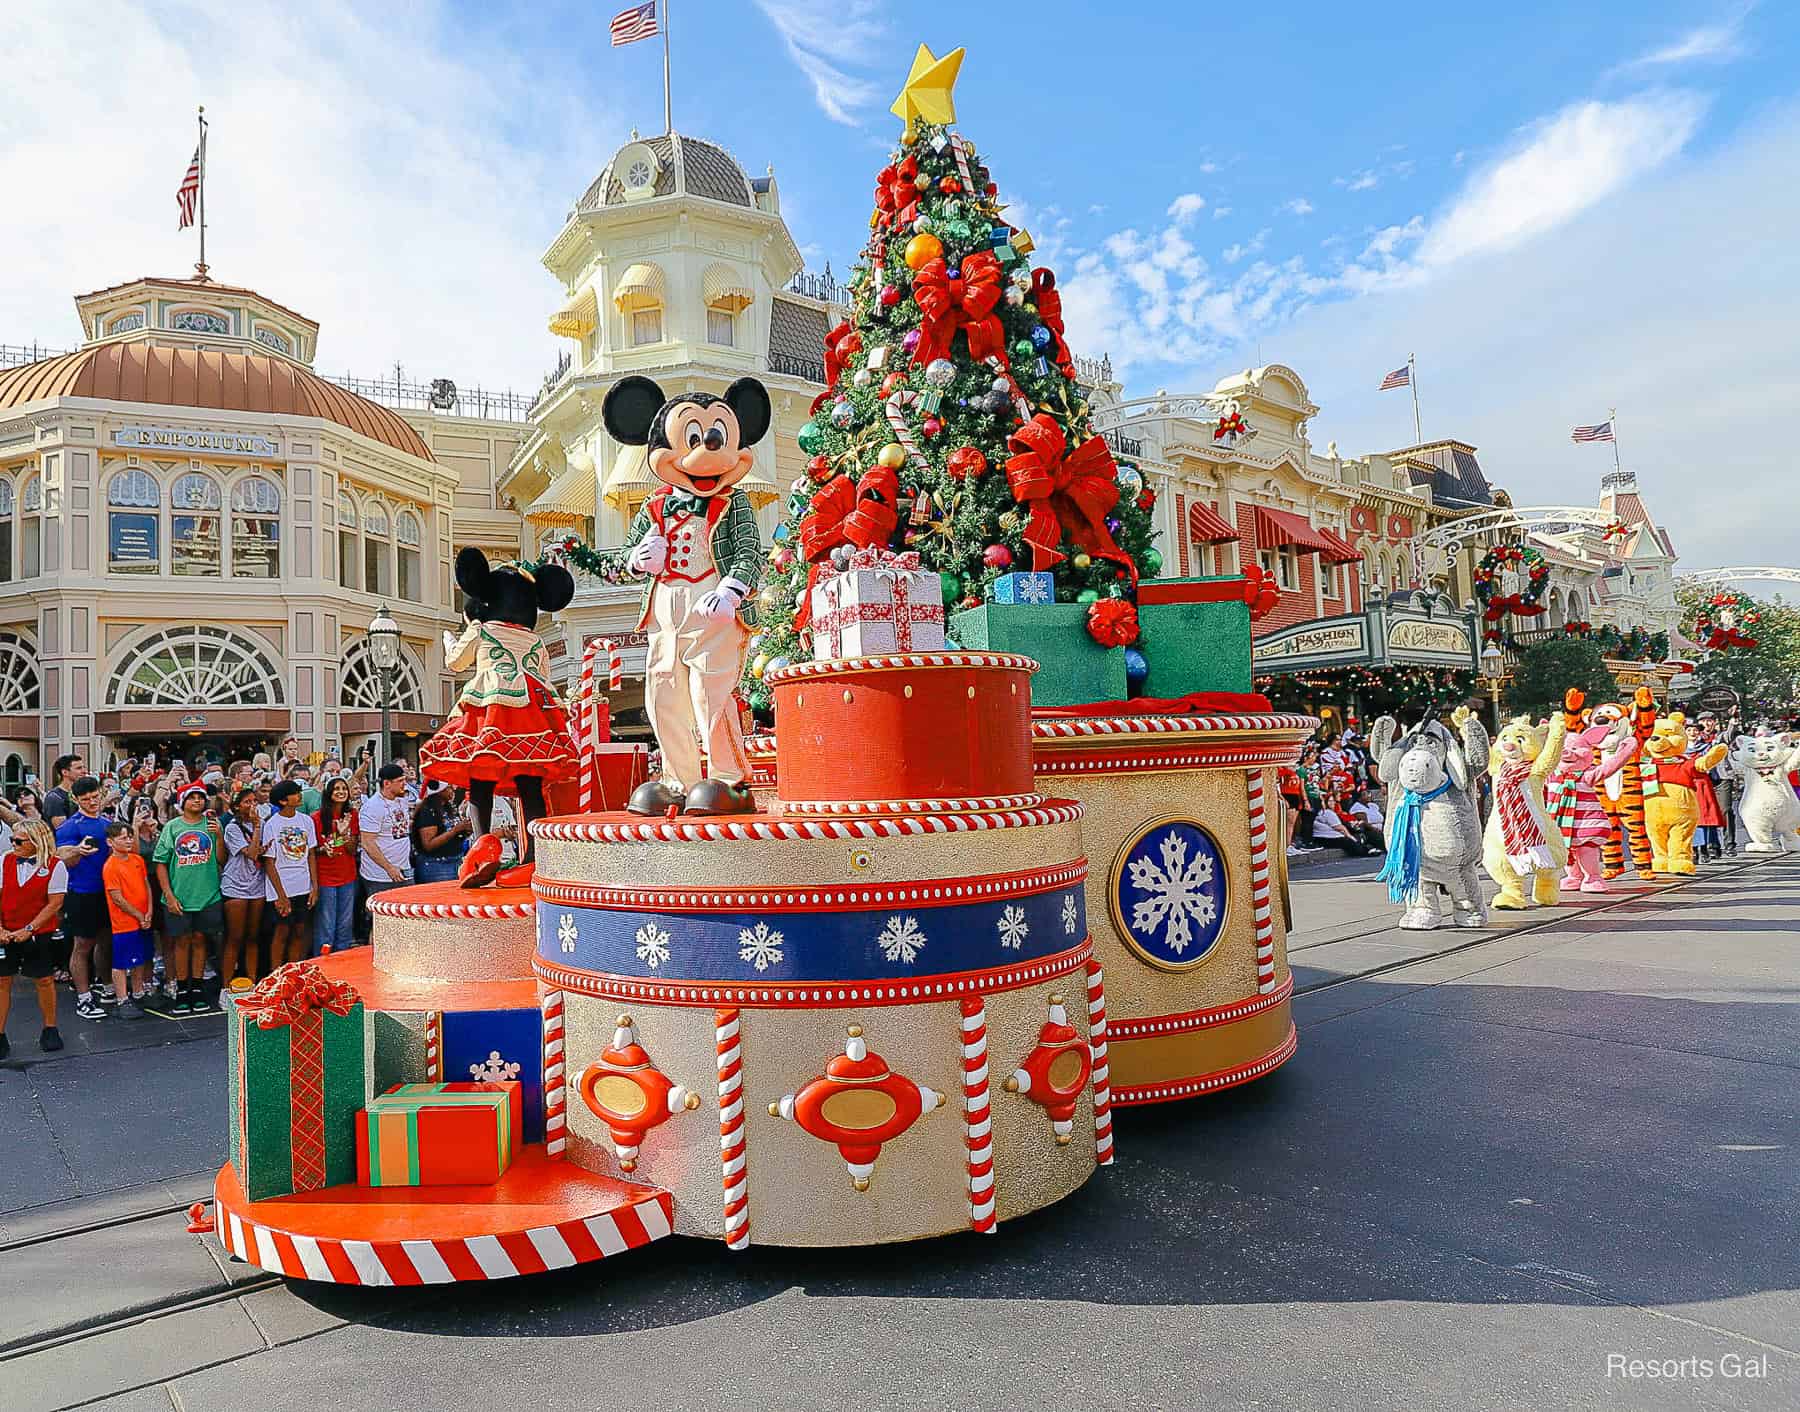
left=1286, top=845, right=1302, bottom=857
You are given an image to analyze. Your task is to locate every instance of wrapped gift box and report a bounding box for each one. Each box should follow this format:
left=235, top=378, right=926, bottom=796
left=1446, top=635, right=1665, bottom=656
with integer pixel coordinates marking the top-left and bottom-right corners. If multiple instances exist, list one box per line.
left=356, top=1081, right=522, bottom=1187
left=991, top=571, right=1054, bottom=605
left=810, top=547, right=946, bottom=658
left=227, top=963, right=367, bottom=1202
left=949, top=603, right=1126, bottom=708
left=1135, top=576, right=1253, bottom=697
left=444, top=1007, right=546, bottom=1140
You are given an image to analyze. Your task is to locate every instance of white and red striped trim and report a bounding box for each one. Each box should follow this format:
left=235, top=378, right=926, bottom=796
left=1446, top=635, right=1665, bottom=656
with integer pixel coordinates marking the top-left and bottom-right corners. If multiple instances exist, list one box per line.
left=424, top=1009, right=443, bottom=1083
left=1110, top=1026, right=1298, bottom=1106
left=1032, top=713, right=1318, bottom=738
left=369, top=896, right=536, bottom=921
left=216, top=1188, right=674, bottom=1285
left=533, top=801, right=1083, bottom=844
left=716, top=1007, right=749, bottom=1250
left=1085, top=959, right=1113, bottom=1167
left=533, top=862, right=1087, bottom=914
left=1106, top=976, right=1292, bottom=1041
left=541, top=990, right=566, bottom=1159
left=766, top=652, right=1038, bottom=684
left=533, top=938, right=1092, bottom=1009
left=1036, top=745, right=1302, bottom=774
left=961, top=998, right=996, bottom=1233
left=774, top=793, right=1044, bottom=817
left=1246, top=769, right=1277, bottom=994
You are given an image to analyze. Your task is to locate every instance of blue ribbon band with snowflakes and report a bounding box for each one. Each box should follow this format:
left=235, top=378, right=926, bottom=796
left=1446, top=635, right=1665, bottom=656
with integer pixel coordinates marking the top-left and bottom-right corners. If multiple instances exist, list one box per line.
left=539, top=883, right=1087, bottom=984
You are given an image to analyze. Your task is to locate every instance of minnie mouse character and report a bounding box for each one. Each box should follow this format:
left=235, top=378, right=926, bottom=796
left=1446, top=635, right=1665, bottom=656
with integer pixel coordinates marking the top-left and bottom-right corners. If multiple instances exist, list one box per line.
left=420, top=548, right=577, bottom=887
left=603, top=375, right=769, bottom=817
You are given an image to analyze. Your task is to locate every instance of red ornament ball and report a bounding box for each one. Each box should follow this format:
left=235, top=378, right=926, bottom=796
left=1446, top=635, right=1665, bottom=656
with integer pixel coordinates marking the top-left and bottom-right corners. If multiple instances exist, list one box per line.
left=806, top=454, right=833, bottom=482
left=878, top=285, right=902, bottom=308
left=947, top=446, right=988, bottom=480
left=961, top=595, right=981, bottom=610
left=880, top=371, right=907, bottom=397
left=922, top=416, right=942, bottom=437
left=1135, top=490, right=1155, bottom=510
left=985, top=182, right=998, bottom=196
left=982, top=544, right=1013, bottom=570
left=939, top=176, right=962, bottom=194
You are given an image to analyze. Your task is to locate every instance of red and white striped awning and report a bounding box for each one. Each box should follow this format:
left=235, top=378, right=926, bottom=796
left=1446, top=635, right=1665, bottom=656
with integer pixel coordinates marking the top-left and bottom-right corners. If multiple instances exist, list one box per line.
left=1187, top=501, right=1238, bottom=544
left=1316, top=528, right=1363, bottom=564
left=1254, top=504, right=1336, bottom=556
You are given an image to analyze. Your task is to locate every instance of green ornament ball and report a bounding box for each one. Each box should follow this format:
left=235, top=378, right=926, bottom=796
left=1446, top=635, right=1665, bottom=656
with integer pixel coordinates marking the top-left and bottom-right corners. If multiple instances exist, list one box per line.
left=1077, top=589, right=1100, bottom=604
left=1143, top=548, right=1163, bottom=576
left=796, top=421, right=827, bottom=455
left=1012, top=339, right=1035, bottom=361
left=938, top=572, right=962, bottom=602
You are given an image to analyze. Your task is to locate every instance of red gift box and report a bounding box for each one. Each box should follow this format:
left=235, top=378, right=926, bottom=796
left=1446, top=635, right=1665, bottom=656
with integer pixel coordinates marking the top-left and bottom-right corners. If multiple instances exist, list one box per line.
left=356, top=1081, right=522, bottom=1187
left=589, top=743, right=649, bottom=812
left=1135, top=576, right=1247, bottom=607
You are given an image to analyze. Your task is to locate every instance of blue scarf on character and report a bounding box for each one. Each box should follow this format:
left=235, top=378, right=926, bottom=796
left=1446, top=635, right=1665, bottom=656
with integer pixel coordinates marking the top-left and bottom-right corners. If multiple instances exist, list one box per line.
left=1377, top=777, right=1452, bottom=905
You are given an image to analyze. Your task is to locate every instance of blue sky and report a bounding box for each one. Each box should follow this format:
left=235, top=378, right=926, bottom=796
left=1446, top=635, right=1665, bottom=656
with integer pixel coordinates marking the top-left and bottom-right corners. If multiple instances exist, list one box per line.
left=1, top=1, right=1794, bottom=568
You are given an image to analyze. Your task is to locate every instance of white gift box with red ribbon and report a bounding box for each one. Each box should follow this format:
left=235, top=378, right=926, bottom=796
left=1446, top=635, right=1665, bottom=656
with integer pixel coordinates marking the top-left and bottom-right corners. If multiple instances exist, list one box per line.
left=809, top=546, right=947, bottom=659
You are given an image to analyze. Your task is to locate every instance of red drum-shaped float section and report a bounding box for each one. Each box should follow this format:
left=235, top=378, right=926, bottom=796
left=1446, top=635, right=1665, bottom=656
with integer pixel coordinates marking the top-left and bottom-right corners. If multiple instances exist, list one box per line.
left=770, top=1024, right=945, bottom=1190
left=1004, top=994, right=1092, bottom=1145
left=578, top=1014, right=700, bottom=1172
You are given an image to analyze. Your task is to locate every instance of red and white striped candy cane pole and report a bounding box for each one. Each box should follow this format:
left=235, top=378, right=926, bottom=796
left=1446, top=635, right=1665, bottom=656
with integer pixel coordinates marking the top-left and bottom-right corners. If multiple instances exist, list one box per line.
left=1247, top=769, right=1277, bottom=994
left=883, top=391, right=931, bottom=477
left=604, top=638, right=623, bottom=692
left=960, top=997, right=996, bottom=1232
left=715, top=1007, right=749, bottom=1249
left=1085, top=959, right=1113, bottom=1166
left=424, top=1009, right=442, bottom=1083
left=575, top=640, right=599, bottom=811
left=542, top=989, right=567, bottom=1160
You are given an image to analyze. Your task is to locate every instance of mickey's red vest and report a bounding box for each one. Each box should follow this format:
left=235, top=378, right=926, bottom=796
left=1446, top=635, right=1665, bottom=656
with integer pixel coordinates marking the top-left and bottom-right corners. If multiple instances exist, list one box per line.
left=2, top=860, right=55, bottom=936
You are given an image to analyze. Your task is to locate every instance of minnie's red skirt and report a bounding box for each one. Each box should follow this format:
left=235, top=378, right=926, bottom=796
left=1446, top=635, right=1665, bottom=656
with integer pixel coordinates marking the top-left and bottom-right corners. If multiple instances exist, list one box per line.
left=421, top=685, right=576, bottom=795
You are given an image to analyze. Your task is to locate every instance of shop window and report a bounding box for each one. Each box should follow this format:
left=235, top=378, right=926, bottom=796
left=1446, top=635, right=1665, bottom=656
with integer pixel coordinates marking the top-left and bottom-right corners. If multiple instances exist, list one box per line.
left=0, top=478, right=12, bottom=583
left=21, top=476, right=40, bottom=578
left=231, top=475, right=282, bottom=579
left=253, top=327, right=292, bottom=355
left=630, top=308, right=663, bottom=347
left=337, top=491, right=360, bottom=590
left=106, top=469, right=161, bottom=575
left=363, top=502, right=391, bottom=596
left=170, top=309, right=229, bottom=335
left=706, top=308, right=735, bottom=347
left=171, top=472, right=222, bottom=576
left=109, top=312, right=145, bottom=335
left=396, top=509, right=423, bottom=603
left=1259, top=545, right=1299, bottom=592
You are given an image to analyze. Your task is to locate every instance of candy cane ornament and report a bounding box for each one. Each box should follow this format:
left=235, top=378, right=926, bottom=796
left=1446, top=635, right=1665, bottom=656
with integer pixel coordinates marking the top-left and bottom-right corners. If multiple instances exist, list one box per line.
left=603, top=637, right=623, bottom=692
left=575, top=640, right=600, bottom=811
left=884, top=390, right=932, bottom=476
left=948, top=132, right=978, bottom=194
left=961, top=997, right=996, bottom=1234
left=716, top=1007, right=749, bottom=1250
left=541, top=990, right=567, bottom=1160
left=1247, top=769, right=1277, bottom=994
left=1086, top=959, right=1113, bottom=1166
left=424, top=1009, right=442, bottom=1083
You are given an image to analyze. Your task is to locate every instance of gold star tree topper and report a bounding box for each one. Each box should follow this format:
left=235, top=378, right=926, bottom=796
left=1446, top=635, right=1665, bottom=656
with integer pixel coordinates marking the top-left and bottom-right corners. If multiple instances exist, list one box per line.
left=890, top=43, right=964, bottom=140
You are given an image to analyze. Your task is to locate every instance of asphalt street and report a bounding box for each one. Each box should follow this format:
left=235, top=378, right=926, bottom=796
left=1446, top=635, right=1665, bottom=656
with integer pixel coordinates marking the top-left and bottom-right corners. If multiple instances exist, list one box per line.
left=3, top=854, right=1796, bottom=1412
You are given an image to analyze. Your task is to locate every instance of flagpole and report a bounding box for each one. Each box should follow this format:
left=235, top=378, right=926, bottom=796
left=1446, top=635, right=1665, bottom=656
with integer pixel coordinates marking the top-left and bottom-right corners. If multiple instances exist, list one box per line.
left=195, top=106, right=209, bottom=281
left=1408, top=352, right=1422, bottom=446
left=1609, top=405, right=1621, bottom=476
left=662, top=0, right=672, bottom=133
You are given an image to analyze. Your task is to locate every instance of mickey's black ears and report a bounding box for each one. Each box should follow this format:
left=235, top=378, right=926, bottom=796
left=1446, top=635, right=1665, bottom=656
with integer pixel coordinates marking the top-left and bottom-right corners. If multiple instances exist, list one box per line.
left=724, top=377, right=772, bottom=448
left=454, top=546, right=492, bottom=600
left=603, top=375, right=668, bottom=447
left=534, top=563, right=575, bottom=614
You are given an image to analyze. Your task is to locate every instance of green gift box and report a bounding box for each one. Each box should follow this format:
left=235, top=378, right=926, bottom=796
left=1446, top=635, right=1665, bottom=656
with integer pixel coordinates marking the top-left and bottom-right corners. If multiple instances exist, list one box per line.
left=1135, top=576, right=1253, bottom=697
left=226, top=965, right=367, bottom=1202
left=951, top=603, right=1126, bottom=708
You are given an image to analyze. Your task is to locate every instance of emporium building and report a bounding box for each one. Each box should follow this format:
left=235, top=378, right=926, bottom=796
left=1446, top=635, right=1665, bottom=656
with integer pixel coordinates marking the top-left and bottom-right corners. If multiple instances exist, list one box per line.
left=0, top=274, right=526, bottom=782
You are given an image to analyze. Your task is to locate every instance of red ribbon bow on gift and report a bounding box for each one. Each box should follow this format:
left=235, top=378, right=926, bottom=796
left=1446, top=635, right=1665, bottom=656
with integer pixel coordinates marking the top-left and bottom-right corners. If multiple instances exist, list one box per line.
left=823, top=323, right=861, bottom=394
left=1028, top=268, right=1075, bottom=377
left=1003, top=415, right=1137, bottom=583
left=874, top=158, right=921, bottom=231
left=913, top=251, right=1007, bottom=369
left=237, top=960, right=358, bottom=1030
left=1240, top=563, right=1280, bottom=619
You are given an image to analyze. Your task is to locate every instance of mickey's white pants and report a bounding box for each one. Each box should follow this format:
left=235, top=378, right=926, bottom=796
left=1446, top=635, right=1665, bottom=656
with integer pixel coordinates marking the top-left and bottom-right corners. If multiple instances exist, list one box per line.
left=644, top=577, right=750, bottom=791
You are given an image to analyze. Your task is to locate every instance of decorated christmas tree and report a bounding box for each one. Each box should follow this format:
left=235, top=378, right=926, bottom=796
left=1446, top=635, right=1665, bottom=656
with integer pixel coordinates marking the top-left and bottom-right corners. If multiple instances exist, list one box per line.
left=743, top=44, right=1165, bottom=712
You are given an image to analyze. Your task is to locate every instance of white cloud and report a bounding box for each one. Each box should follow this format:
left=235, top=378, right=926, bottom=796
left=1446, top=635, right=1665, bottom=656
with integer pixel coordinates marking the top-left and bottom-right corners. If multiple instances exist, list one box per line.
left=1453, top=149, right=1466, bottom=166
left=1212, top=206, right=1233, bottom=220
left=1282, top=197, right=1315, bottom=216
left=1334, top=171, right=1379, bottom=192
left=752, top=0, right=884, bottom=125
left=1166, top=193, right=1206, bottom=223
left=1417, top=92, right=1706, bottom=266
left=1615, top=6, right=1754, bottom=72
left=0, top=0, right=621, bottom=392
left=1222, top=230, right=1268, bottom=264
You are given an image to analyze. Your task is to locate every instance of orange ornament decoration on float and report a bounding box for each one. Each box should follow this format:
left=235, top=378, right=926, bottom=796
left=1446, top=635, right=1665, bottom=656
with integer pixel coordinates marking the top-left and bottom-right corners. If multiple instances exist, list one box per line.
left=578, top=1015, right=701, bottom=1173
left=1005, top=994, right=1093, bottom=1145
left=769, top=1025, right=945, bottom=1190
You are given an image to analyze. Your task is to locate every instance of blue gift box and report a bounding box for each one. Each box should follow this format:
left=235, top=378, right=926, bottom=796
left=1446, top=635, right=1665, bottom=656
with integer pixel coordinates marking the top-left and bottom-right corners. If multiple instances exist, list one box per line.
left=992, top=571, right=1055, bottom=605
left=442, top=1008, right=545, bottom=1141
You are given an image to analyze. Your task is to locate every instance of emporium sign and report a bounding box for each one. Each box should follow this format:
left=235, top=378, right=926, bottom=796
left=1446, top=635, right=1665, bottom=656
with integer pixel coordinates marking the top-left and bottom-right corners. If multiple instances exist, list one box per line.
left=114, top=425, right=279, bottom=456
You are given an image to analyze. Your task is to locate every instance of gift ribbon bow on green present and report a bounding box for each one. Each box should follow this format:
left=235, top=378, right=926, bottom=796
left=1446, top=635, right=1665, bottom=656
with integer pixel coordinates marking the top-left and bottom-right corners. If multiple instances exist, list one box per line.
left=237, top=961, right=359, bottom=1029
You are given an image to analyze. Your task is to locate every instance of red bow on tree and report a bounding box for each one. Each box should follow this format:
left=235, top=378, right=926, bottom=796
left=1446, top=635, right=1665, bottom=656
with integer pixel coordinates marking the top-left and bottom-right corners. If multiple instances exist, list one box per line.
left=913, top=251, right=1007, bottom=369
left=794, top=470, right=901, bottom=629
left=1240, top=563, right=1280, bottom=619
left=1028, top=268, right=1075, bottom=377
left=237, top=960, right=358, bottom=1030
left=1003, top=414, right=1136, bottom=583
left=823, top=323, right=861, bottom=394
left=874, top=157, right=920, bottom=230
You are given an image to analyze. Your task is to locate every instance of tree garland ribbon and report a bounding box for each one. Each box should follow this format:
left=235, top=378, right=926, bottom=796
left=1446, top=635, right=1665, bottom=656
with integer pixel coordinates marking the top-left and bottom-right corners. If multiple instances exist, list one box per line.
left=1003, top=414, right=1137, bottom=584
left=1027, top=268, right=1075, bottom=378
left=912, top=251, right=1007, bottom=369
left=874, top=157, right=921, bottom=231
left=823, top=323, right=861, bottom=394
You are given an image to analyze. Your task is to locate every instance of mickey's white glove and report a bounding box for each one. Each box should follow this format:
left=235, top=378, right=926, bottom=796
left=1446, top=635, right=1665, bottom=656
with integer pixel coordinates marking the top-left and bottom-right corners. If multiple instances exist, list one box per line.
left=628, top=534, right=668, bottom=575
left=696, top=577, right=751, bottom=622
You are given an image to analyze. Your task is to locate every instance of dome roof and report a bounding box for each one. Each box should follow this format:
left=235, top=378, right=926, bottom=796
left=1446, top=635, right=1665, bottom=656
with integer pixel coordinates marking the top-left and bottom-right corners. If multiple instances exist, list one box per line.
left=579, top=131, right=755, bottom=211
left=0, top=342, right=432, bottom=461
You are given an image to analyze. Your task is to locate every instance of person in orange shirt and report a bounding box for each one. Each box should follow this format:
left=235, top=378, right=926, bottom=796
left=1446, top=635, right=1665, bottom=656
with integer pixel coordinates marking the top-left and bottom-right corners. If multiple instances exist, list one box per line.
left=102, top=822, right=154, bottom=1021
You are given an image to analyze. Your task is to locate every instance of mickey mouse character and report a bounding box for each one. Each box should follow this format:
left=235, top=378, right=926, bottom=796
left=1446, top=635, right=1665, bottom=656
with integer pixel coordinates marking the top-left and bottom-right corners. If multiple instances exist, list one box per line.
left=420, top=548, right=577, bottom=886
left=603, top=374, right=769, bottom=816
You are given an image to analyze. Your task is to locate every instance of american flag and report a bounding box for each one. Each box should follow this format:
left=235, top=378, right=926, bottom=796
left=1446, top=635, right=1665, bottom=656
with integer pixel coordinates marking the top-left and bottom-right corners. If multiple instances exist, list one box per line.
left=176, top=139, right=204, bottom=230
left=1378, top=364, right=1410, bottom=391
left=610, top=1, right=658, bottom=45
left=1571, top=420, right=1614, bottom=443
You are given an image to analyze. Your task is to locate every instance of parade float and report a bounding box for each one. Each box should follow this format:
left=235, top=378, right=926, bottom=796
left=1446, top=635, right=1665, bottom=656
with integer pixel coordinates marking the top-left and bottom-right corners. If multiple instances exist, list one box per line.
left=209, top=43, right=1314, bottom=1284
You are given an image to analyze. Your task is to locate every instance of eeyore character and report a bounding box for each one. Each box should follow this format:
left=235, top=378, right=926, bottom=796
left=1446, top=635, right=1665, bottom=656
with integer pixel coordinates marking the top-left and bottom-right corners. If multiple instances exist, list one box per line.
left=1371, top=706, right=1491, bottom=930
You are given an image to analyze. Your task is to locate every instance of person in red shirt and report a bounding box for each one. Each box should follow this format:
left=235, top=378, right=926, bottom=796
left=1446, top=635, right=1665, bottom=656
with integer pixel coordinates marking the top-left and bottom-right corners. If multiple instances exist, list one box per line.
left=0, top=820, right=68, bottom=1057
left=313, top=776, right=360, bottom=956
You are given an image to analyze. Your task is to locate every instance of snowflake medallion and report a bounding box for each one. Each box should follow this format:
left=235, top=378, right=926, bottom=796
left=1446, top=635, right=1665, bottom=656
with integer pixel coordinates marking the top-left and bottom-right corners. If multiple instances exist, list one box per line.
left=1018, top=574, right=1051, bottom=605
left=996, top=904, right=1029, bottom=950
left=1115, top=822, right=1227, bottom=967
left=557, top=913, right=578, bottom=954
left=738, top=921, right=785, bottom=972
left=470, top=1050, right=521, bottom=1082
left=635, top=922, right=671, bottom=969
left=1061, top=893, right=1080, bottom=937
left=876, top=913, right=926, bottom=965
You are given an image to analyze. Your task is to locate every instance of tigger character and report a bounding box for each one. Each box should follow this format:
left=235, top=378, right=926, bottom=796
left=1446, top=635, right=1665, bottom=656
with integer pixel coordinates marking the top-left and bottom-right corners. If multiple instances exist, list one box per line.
left=1588, top=687, right=1657, bottom=878
left=1642, top=711, right=1729, bottom=876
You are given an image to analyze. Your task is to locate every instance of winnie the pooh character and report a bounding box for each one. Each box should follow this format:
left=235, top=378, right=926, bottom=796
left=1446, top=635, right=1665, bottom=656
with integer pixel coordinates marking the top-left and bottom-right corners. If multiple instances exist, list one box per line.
left=1483, top=709, right=1568, bottom=908
left=1641, top=712, right=1728, bottom=876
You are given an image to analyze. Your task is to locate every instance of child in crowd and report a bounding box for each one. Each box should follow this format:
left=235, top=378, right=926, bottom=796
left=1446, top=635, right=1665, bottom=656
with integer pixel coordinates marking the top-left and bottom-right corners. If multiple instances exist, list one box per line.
left=261, top=780, right=318, bottom=969
left=102, top=822, right=153, bottom=1020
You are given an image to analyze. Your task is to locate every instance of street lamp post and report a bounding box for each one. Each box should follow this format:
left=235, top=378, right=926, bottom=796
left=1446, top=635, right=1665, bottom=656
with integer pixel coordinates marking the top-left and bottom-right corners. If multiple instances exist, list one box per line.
left=1479, top=639, right=1507, bottom=731
left=367, top=605, right=400, bottom=768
